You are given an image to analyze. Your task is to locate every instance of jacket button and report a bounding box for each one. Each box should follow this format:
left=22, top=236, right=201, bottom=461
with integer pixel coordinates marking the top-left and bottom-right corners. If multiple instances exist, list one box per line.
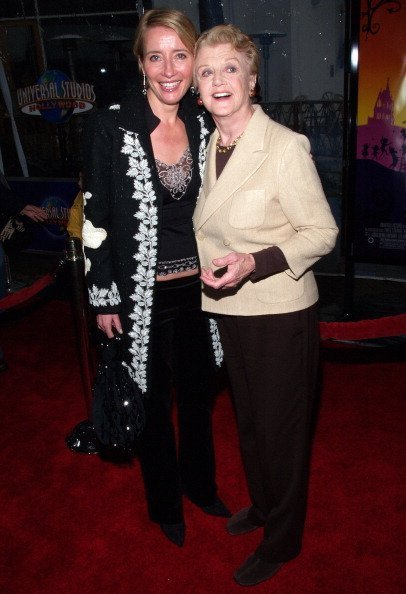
left=223, top=238, right=231, bottom=246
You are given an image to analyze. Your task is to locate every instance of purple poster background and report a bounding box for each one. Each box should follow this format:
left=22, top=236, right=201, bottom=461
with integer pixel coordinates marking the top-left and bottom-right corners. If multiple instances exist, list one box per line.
left=9, top=178, right=78, bottom=253
left=354, top=1, right=405, bottom=265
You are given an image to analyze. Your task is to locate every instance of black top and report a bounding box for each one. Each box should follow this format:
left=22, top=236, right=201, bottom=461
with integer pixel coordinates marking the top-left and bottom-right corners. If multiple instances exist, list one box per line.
left=145, top=102, right=199, bottom=276
left=156, top=155, right=200, bottom=276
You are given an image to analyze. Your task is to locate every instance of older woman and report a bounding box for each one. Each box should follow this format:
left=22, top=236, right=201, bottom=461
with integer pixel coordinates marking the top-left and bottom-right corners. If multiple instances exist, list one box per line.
left=194, top=24, right=338, bottom=585
left=82, top=9, right=229, bottom=548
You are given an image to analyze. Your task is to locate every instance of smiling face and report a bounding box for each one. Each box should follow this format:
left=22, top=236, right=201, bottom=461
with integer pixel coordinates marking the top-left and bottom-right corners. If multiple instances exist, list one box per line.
left=141, top=25, right=194, bottom=110
left=195, top=42, right=256, bottom=125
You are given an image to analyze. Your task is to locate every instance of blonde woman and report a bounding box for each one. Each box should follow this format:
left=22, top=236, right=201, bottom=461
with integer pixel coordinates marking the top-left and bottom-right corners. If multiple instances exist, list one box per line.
left=82, top=9, right=229, bottom=548
left=194, top=24, right=338, bottom=586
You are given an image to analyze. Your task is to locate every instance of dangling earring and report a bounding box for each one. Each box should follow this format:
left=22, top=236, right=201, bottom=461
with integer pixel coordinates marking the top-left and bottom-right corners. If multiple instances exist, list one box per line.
left=194, top=88, right=203, bottom=106
left=142, top=72, right=147, bottom=96
left=249, top=87, right=255, bottom=97
left=190, top=86, right=196, bottom=95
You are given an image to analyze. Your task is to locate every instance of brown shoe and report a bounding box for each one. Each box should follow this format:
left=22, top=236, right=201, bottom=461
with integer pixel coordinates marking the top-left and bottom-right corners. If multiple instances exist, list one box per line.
left=234, top=553, right=284, bottom=586
left=226, top=507, right=262, bottom=536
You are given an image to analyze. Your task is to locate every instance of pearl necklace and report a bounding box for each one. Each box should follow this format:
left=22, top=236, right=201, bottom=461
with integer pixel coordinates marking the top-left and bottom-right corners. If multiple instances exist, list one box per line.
left=216, top=132, right=244, bottom=154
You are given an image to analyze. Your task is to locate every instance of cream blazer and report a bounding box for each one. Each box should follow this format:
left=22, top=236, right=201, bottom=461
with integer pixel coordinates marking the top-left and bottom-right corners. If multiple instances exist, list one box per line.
left=193, top=105, right=339, bottom=316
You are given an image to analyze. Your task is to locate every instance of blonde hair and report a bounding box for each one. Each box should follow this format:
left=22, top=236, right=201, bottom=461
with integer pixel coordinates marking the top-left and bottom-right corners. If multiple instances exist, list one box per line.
left=195, top=24, right=259, bottom=76
left=133, top=8, right=198, bottom=67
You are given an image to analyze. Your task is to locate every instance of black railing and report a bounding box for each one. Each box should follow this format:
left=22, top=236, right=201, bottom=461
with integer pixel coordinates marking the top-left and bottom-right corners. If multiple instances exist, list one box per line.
left=262, top=98, right=344, bottom=158
left=1, top=98, right=344, bottom=192
left=262, top=98, right=344, bottom=197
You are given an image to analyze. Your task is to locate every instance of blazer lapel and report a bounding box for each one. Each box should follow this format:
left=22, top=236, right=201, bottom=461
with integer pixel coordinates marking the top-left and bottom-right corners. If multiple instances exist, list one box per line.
left=195, top=107, right=269, bottom=229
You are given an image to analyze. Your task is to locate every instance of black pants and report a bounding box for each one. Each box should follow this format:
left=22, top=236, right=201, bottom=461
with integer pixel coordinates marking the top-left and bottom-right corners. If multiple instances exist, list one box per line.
left=218, top=304, right=319, bottom=562
left=138, top=276, right=218, bottom=524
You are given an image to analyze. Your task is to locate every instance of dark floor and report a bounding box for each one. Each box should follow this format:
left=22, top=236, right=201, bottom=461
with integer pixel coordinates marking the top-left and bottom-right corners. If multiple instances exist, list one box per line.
left=4, top=251, right=405, bottom=324
left=316, top=273, right=405, bottom=321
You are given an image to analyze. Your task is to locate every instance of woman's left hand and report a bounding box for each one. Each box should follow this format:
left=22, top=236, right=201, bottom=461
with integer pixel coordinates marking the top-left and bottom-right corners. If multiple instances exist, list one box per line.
left=20, top=205, right=48, bottom=222
left=201, top=252, right=255, bottom=290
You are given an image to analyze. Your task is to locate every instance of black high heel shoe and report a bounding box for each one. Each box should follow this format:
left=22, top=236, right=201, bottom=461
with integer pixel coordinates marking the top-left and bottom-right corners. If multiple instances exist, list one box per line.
left=159, top=522, right=185, bottom=547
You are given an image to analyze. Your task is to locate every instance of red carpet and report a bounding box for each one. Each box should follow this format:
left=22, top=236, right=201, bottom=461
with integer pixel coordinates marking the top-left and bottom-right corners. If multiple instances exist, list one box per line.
left=0, top=300, right=405, bottom=593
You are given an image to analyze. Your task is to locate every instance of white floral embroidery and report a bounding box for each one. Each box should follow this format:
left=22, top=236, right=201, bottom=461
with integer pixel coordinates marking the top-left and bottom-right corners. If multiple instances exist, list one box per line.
left=120, top=127, right=158, bottom=394
left=82, top=194, right=91, bottom=276
left=82, top=191, right=92, bottom=208
left=82, top=219, right=107, bottom=249
left=84, top=257, right=91, bottom=275
left=89, top=282, right=121, bottom=307
left=109, top=104, right=120, bottom=110
left=120, top=116, right=221, bottom=392
left=197, top=114, right=210, bottom=183
left=209, top=318, right=223, bottom=367
left=196, top=116, right=223, bottom=364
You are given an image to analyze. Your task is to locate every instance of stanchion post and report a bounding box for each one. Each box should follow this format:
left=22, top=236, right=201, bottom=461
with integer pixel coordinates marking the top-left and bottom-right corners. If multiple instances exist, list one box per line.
left=65, top=236, right=100, bottom=454
left=65, top=236, right=93, bottom=414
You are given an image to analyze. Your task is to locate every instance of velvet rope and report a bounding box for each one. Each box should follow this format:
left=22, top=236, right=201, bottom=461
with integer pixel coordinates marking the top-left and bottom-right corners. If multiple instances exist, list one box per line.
left=1, top=269, right=405, bottom=342
left=320, top=314, right=406, bottom=341
left=0, top=273, right=55, bottom=310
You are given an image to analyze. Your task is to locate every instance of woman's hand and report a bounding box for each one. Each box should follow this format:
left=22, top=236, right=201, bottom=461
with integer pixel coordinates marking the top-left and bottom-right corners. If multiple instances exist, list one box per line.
left=201, top=252, right=255, bottom=290
left=20, top=205, right=48, bottom=222
left=96, top=314, right=123, bottom=338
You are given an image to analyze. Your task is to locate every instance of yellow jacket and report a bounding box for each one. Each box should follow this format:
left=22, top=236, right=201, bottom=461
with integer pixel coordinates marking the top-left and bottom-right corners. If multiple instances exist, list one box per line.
left=67, top=190, right=83, bottom=239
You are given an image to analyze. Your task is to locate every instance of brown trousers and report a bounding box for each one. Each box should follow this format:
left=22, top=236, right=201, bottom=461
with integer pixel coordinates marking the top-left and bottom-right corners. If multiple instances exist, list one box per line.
left=218, top=303, right=319, bottom=562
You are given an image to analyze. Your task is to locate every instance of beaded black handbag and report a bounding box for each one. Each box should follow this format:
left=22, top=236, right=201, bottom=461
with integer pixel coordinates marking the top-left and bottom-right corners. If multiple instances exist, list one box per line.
left=92, top=334, right=146, bottom=449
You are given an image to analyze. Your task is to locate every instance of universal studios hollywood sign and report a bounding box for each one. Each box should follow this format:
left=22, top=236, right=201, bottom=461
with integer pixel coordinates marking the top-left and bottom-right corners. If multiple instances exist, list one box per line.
left=17, top=69, right=96, bottom=124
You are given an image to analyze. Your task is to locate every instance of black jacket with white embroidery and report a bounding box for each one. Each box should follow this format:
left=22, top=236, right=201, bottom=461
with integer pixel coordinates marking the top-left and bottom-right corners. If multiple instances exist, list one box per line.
left=82, top=89, right=223, bottom=395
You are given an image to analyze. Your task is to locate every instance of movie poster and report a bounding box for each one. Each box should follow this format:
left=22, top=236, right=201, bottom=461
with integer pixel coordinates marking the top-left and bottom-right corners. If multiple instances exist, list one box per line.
left=355, top=0, right=405, bottom=264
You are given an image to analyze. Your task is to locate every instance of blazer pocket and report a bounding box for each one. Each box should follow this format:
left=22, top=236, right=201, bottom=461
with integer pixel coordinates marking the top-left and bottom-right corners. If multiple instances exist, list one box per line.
left=228, top=190, right=266, bottom=229
left=254, top=274, right=305, bottom=304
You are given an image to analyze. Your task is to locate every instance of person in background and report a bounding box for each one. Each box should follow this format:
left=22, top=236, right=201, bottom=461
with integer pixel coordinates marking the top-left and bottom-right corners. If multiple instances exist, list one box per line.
left=82, top=8, right=229, bottom=548
left=0, top=173, right=48, bottom=371
left=193, top=24, right=338, bottom=586
left=0, top=173, right=46, bottom=227
left=66, top=171, right=84, bottom=240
